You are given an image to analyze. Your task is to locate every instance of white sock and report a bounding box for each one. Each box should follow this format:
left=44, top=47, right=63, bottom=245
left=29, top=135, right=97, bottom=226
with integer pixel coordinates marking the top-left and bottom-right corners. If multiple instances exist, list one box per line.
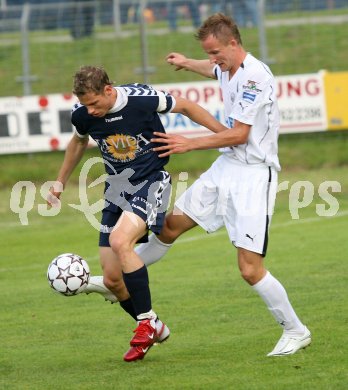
left=137, top=309, right=157, bottom=322
left=136, top=314, right=164, bottom=334
left=135, top=234, right=172, bottom=266
left=252, top=271, right=305, bottom=334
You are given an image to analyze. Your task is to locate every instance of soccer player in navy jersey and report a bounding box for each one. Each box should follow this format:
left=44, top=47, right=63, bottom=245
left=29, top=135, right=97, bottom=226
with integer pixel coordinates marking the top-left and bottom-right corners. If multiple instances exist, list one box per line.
left=48, top=65, right=228, bottom=362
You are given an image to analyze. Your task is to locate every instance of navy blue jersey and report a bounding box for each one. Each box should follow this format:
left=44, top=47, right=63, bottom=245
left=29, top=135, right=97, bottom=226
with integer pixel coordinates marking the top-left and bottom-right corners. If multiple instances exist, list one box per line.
left=71, top=83, right=174, bottom=182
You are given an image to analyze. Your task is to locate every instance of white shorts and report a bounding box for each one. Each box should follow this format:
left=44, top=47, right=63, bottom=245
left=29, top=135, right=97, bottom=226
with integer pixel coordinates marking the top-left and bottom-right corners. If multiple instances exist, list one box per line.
left=175, top=154, right=278, bottom=255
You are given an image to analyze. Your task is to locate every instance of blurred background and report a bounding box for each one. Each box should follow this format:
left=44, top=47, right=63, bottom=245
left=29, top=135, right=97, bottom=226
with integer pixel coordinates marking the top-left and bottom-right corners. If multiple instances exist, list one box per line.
left=1, top=0, right=347, bottom=96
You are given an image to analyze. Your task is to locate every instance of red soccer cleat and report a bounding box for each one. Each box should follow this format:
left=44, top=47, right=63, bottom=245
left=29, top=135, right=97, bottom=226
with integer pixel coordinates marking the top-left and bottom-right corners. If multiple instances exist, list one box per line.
left=123, top=318, right=170, bottom=362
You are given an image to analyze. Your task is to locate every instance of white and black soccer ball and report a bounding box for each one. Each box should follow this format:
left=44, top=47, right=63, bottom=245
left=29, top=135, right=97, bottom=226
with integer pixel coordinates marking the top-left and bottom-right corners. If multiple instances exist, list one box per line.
left=47, top=253, right=90, bottom=296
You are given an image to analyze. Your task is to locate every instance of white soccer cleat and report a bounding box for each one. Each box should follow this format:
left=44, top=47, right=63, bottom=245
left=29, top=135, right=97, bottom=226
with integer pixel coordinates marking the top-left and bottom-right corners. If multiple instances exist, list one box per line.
left=84, top=276, right=118, bottom=304
left=267, top=326, right=311, bottom=356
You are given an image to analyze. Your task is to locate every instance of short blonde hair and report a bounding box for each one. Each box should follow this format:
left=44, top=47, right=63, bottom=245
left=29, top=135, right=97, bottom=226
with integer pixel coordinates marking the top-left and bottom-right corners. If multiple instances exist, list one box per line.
left=195, top=13, right=242, bottom=46
left=73, top=66, right=113, bottom=96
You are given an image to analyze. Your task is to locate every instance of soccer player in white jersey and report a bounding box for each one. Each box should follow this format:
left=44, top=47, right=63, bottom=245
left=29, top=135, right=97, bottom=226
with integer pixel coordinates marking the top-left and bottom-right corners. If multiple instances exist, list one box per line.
left=48, top=65, right=228, bottom=362
left=134, top=13, right=311, bottom=356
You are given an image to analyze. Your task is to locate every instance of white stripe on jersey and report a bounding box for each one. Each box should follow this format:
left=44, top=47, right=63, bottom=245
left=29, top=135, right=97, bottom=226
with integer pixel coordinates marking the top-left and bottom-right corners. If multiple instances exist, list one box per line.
left=121, top=84, right=173, bottom=113
left=156, top=90, right=169, bottom=112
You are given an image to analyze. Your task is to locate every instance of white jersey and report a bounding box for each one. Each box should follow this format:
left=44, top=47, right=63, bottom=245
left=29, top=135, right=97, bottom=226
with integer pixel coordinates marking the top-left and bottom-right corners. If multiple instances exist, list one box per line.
left=214, top=53, right=281, bottom=171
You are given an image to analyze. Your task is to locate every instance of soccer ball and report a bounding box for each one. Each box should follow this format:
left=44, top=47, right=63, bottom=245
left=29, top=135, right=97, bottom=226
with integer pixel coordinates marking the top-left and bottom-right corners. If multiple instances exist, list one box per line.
left=47, top=253, right=90, bottom=296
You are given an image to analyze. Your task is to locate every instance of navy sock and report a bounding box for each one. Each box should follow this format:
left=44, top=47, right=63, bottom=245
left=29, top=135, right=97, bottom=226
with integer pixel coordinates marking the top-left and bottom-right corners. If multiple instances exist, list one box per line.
left=122, top=265, right=151, bottom=318
left=119, top=298, right=137, bottom=320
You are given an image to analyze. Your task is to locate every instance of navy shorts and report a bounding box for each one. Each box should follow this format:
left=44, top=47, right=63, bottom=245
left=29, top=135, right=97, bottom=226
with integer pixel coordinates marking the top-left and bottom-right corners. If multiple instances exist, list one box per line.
left=99, top=170, right=171, bottom=247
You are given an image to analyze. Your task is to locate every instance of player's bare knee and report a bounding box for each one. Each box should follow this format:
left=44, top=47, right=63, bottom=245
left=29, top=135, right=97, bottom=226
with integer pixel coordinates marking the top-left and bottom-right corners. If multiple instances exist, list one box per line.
left=103, top=274, right=124, bottom=293
left=109, top=234, right=129, bottom=257
left=240, top=267, right=258, bottom=285
left=159, top=218, right=180, bottom=243
left=240, top=265, right=266, bottom=285
left=102, top=275, right=116, bottom=291
left=238, top=249, right=265, bottom=285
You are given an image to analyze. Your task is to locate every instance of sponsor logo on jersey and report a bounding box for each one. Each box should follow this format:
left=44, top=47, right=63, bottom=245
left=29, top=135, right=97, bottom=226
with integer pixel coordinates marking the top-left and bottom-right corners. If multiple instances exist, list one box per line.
left=95, top=133, right=151, bottom=162
left=243, top=80, right=262, bottom=93
left=242, top=92, right=256, bottom=102
left=106, top=134, right=138, bottom=161
left=105, top=115, right=123, bottom=122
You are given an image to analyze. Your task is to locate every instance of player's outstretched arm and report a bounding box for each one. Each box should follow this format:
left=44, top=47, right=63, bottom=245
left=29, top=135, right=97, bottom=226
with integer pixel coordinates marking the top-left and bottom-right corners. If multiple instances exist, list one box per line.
left=166, top=52, right=216, bottom=79
left=47, top=134, right=88, bottom=206
left=171, top=96, right=227, bottom=134
left=152, top=120, right=251, bottom=157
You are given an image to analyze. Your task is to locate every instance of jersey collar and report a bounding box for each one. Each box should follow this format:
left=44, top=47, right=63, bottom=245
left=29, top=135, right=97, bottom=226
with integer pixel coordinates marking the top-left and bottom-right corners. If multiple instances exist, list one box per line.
left=108, top=87, right=128, bottom=113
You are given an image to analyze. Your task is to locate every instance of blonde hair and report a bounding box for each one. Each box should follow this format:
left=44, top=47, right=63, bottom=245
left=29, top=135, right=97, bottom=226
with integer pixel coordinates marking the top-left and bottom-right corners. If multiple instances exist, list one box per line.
left=195, top=13, right=242, bottom=45
left=73, top=66, right=113, bottom=96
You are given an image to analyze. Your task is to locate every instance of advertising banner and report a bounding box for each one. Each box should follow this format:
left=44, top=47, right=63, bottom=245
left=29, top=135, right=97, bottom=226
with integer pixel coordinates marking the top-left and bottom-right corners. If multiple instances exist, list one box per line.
left=0, top=72, right=333, bottom=155
left=275, top=72, right=327, bottom=133
left=0, top=94, right=76, bottom=154
left=323, top=71, right=348, bottom=131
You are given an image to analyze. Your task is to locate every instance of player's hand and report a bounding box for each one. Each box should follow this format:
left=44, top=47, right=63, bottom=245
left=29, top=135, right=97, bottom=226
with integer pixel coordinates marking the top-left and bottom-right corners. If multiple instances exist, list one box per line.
left=151, top=132, right=192, bottom=157
left=166, top=52, right=187, bottom=71
left=47, top=182, right=63, bottom=208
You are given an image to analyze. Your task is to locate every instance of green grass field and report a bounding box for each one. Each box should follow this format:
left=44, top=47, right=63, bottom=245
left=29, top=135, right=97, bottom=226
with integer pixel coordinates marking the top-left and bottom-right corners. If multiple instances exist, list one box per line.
left=1, top=132, right=348, bottom=389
